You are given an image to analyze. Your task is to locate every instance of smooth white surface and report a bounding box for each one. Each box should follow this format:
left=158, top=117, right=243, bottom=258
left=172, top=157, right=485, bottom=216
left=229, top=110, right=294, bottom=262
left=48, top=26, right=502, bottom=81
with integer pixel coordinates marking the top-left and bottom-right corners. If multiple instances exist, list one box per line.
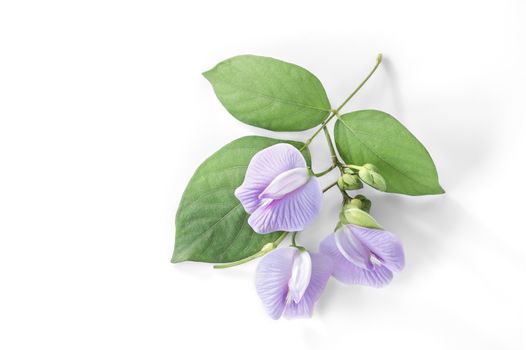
left=1, top=0, right=525, bottom=349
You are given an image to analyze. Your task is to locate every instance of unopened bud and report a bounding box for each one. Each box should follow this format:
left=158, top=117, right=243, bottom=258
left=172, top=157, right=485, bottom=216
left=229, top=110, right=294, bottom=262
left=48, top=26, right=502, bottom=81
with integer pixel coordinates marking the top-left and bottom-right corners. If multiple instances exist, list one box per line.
left=343, top=207, right=383, bottom=229
left=363, top=163, right=379, bottom=172
left=354, top=194, right=372, bottom=213
left=338, top=174, right=363, bottom=190
left=358, top=165, right=387, bottom=191
left=343, top=173, right=363, bottom=189
left=260, top=242, right=275, bottom=253
left=337, top=176, right=346, bottom=190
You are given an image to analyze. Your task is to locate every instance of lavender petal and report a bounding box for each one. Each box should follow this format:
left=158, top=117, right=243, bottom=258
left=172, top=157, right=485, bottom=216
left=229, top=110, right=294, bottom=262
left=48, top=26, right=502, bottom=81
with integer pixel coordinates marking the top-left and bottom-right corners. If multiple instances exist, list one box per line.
left=255, top=247, right=296, bottom=320
left=248, top=177, right=322, bottom=234
left=320, top=233, right=393, bottom=287
left=349, top=224, right=405, bottom=273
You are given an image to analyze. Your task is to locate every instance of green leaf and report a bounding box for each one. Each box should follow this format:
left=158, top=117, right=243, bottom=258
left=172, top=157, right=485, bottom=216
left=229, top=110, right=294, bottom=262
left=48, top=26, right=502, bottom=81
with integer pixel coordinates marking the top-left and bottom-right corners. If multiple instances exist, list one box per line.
left=171, top=136, right=311, bottom=263
left=334, top=110, right=444, bottom=195
left=203, top=55, right=331, bottom=131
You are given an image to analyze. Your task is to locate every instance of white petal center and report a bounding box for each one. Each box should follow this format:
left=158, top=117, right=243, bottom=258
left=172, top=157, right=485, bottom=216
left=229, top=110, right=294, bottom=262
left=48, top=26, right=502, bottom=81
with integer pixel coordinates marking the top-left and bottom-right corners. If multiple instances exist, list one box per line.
left=287, top=249, right=312, bottom=304
left=259, top=167, right=310, bottom=200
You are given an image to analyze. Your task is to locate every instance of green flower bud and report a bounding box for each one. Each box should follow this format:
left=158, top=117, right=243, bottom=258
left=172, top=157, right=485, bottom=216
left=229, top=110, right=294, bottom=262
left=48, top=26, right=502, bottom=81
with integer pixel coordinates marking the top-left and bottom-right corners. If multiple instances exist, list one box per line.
left=343, top=207, right=383, bottom=229
left=358, top=166, right=387, bottom=191
left=337, top=176, right=346, bottom=190
left=354, top=194, right=372, bottom=213
left=260, top=242, right=275, bottom=253
left=362, top=163, right=379, bottom=172
left=342, top=198, right=365, bottom=211
left=343, top=167, right=355, bottom=175
left=341, top=173, right=363, bottom=190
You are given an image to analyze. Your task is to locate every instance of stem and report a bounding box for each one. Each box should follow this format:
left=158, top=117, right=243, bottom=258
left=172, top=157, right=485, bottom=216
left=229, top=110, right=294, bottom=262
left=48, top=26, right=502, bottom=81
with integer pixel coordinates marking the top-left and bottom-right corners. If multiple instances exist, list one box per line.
left=300, top=53, right=383, bottom=151
left=334, top=53, right=383, bottom=113
left=342, top=164, right=363, bottom=171
left=213, top=252, right=266, bottom=269
left=291, top=232, right=298, bottom=247
left=300, top=120, right=330, bottom=151
left=323, top=181, right=338, bottom=193
left=323, top=126, right=339, bottom=167
left=213, top=231, right=288, bottom=269
left=340, top=188, right=352, bottom=201
left=311, top=164, right=336, bottom=177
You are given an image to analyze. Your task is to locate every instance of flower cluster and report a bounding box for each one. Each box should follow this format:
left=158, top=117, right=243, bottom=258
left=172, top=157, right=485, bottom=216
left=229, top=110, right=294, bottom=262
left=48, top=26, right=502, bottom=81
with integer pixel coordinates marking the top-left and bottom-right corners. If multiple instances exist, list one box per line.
left=236, top=144, right=405, bottom=319
left=171, top=54, right=444, bottom=320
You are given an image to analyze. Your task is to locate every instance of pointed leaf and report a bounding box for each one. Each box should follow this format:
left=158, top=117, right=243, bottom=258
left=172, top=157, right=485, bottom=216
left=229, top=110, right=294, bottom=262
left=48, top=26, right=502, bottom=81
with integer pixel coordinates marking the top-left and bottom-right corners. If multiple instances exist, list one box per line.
left=203, top=55, right=331, bottom=131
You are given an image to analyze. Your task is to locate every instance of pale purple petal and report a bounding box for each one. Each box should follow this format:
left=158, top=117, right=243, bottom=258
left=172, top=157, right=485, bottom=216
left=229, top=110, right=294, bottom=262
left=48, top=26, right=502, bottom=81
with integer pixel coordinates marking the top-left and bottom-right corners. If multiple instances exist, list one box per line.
left=320, top=233, right=393, bottom=287
left=287, top=249, right=312, bottom=303
left=248, top=177, right=322, bottom=234
left=349, top=224, right=405, bottom=273
left=284, top=252, right=333, bottom=319
left=235, top=144, right=306, bottom=213
left=255, top=247, right=296, bottom=320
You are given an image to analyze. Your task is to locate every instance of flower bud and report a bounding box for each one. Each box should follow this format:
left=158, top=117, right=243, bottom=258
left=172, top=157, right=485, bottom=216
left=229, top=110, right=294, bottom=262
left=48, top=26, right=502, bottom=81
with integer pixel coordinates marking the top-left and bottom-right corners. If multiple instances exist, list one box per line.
left=260, top=242, right=275, bottom=253
left=343, top=207, right=383, bottom=229
left=354, top=194, right=371, bottom=213
left=337, top=176, right=346, bottom=190
left=362, top=163, right=379, bottom=172
left=358, top=165, right=387, bottom=191
left=338, top=174, right=363, bottom=190
left=343, top=174, right=363, bottom=190
left=342, top=198, right=363, bottom=210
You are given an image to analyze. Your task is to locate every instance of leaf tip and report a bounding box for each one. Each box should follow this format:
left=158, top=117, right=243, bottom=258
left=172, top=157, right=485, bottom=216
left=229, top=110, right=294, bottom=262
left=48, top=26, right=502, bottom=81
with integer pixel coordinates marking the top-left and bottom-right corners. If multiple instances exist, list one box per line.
left=201, top=69, right=213, bottom=81
left=170, top=249, right=187, bottom=264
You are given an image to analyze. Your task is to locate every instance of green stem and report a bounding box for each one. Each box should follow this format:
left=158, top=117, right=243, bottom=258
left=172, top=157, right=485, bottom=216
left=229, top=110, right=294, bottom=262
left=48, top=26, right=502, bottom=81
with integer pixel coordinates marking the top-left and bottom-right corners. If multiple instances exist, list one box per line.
left=213, top=231, right=288, bottom=269
left=323, top=181, right=338, bottom=193
left=334, top=53, right=382, bottom=113
left=310, top=164, right=336, bottom=177
left=340, top=188, right=352, bottom=201
left=323, top=126, right=340, bottom=167
left=300, top=116, right=333, bottom=151
left=291, top=232, right=298, bottom=247
left=300, top=53, right=383, bottom=151
left=213, top=252, right=266, bottom=269
left=342, top=164, right=363, bottom=171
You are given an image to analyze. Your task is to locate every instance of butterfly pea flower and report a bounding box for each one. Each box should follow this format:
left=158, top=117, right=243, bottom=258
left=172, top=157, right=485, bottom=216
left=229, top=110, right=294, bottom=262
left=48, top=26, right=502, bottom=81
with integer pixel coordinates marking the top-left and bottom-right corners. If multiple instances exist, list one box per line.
left=320, top=224, right=405, bottom=287
left=255, top=247, right=332, bottom=319
left=235, top=144, right=323, bottom=234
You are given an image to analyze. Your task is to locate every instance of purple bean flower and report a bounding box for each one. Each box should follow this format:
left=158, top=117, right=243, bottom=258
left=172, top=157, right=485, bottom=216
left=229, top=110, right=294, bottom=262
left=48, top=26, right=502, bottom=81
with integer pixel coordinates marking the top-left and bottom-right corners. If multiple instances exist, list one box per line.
left=235, top=144, right=323, bottom=234
left=255, top=247, right=332, bottom=319
left=320, top=224, right=405, bottom=287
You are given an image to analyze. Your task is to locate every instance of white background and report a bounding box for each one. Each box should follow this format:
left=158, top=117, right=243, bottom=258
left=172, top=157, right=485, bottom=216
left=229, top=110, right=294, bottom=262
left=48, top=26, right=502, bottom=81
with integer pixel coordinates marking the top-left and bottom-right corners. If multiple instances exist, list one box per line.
left=1, top=0, right=525, bottom=349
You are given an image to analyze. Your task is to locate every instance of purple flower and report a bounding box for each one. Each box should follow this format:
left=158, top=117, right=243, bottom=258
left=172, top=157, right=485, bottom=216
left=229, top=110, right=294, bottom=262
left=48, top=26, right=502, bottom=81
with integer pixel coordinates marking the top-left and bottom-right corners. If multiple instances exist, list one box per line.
left=255, top=247, right=332, bottom=319
left=320, top=224, right=405, bottom=287
left=235, top=144, right=323, bottom=234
